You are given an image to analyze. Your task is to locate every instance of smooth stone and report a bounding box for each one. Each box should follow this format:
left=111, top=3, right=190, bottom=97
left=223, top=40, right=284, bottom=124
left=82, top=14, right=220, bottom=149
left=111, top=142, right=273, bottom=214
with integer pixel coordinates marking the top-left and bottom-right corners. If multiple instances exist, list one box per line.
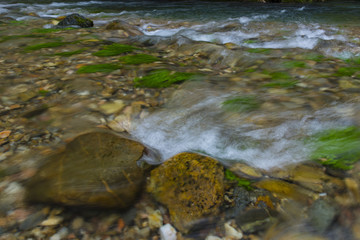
left=19, top=210, right=47, bottom=231
left=229, top=163, right=263, bottom=179
left=235, top=208, right=276, bottom=233
left=99, top=100, right=125, bottom=115
left=148, top=152, right=224, bottom=233
left=105, top=20, right=143, bottom=36
left=159, top=224, right=177, bottom=240
left=26, top=130, right=145, bottom=208
left=225, top=222, right=243, bottom=239
left=49, top=227, right=69, bottom=240
left=40, top=216, right=63, bottom=226
left=253, top=179, right=316, bottom=204
left=308, top=198, right=338, bottom=233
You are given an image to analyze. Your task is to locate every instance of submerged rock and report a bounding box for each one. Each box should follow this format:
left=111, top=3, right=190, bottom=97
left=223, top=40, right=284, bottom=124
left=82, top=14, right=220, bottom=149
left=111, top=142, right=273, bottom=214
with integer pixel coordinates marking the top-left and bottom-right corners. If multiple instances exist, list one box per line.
left=147, top=152, right=224, bottom=233
left=308, top=198, right=339, bottom=233
left=57, top=14, right=93, bottom=28
left=105, top=20, right=143, bottom=36
left=25, top=130, right=145, bottom=208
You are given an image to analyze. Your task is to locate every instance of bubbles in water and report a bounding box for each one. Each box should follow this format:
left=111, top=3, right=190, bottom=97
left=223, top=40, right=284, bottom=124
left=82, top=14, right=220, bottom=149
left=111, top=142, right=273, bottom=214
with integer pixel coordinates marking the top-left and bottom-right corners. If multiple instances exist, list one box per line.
left=131, top=83, right=359, bottom=169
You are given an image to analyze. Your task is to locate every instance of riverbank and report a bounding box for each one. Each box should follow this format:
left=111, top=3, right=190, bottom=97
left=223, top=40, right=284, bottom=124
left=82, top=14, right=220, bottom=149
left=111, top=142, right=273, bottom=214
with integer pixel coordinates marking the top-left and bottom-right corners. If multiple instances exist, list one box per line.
left=0, top=13, right=360, bottom=240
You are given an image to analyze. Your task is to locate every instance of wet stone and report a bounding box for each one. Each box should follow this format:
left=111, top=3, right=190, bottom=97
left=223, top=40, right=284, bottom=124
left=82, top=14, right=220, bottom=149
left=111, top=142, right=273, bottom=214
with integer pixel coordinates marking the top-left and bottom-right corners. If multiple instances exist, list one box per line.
left=57, top=14, right=93, bottom=28
left=147, top=152, right=224, bottom=233
left=308, top=198, right=339, bottom=233
left=25, top=130, right=145, bottom=208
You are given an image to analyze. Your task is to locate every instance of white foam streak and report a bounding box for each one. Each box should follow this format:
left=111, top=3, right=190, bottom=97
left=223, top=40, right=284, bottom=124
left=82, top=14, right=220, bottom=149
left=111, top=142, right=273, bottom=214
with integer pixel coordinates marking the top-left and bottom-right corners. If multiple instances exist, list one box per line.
left=131, top=89, right=358, bottom=169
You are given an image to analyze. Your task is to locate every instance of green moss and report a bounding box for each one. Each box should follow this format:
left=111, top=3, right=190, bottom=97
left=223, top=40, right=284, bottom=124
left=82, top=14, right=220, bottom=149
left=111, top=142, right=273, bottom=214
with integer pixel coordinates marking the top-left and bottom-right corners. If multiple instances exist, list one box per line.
left=32, top=27, right=75, bottom=34
left=243, top=40, right=258, bottom=44
left=77, top=63, right=121, bottom=74
left=92, top=43, right=138, bottom=57
left=307, top=126, right=360, bottom=170
left=9, top=20, right=26, bottom=25
left=222, top=96, right=261, bottom=112
left=0, top=34, right=43, bottom=43
left=334, top=67, right=360, bottom=77
left=24, top=41, right=72, bottom=51
left=134, top=69, right=195, bottom=88
left=263, top=80, right=298, bottom=89
left=269, top=71, right=291, bottom=80
left=246, top=48, right=271, bottom=54
left=119, top=54, right=160, bottom=65
left=225, top=169, right=253, bottom=190
left=283, top=60, right=307, bottom=68
left=53, top=48, right=86, bottom=56
left=305, top=54, right=326, bottom=62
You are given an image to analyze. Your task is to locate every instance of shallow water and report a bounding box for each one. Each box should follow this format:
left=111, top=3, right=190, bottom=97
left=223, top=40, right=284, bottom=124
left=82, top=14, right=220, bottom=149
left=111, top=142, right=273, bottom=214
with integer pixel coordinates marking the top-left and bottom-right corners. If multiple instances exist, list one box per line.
left=1, top=0, right=360, bottom=169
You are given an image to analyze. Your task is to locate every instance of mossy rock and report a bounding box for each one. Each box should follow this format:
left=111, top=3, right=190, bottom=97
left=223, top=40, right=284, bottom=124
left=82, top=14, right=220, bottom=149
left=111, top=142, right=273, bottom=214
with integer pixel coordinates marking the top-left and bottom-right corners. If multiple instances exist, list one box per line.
left=119, top=54, right=159, bottom=65
left=92, top=43, right=138, bottom=57
left=53, top=48, right=86, bottom=57
left=307, top=126, right=360, bottom=170
left=134, top=69, right=195, bottom=88
left=77, top=63, right=121, bottom=74
left=147, top=152, right=224, bottom=233
left=57, top=13, right=93, bottom=28
left=26, top=130, right=145, bottom=208
left=222, top=96, right=261, bottom=112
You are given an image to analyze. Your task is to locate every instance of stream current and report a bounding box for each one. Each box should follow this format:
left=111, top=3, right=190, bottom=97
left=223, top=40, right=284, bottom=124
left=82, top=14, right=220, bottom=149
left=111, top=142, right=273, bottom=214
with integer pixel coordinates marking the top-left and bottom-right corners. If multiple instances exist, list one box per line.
left=1, top=0, right=360, bottom=169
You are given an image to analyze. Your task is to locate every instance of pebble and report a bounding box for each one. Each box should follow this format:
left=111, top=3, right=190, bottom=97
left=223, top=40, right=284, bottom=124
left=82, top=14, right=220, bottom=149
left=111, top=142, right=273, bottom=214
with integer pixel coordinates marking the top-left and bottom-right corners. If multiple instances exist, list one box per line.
left=159, top=224, right=177, bottom=240
left=224, top=222, right=243, bottom=240
left=40, top=216, right=64, bottom=226
left=49, top=227, right=69, bottom=240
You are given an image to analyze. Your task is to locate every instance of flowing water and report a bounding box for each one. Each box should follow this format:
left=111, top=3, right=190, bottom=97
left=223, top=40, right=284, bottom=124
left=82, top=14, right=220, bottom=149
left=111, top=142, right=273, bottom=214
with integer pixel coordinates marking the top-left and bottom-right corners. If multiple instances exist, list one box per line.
left=1, top=0, right=360, bottom=169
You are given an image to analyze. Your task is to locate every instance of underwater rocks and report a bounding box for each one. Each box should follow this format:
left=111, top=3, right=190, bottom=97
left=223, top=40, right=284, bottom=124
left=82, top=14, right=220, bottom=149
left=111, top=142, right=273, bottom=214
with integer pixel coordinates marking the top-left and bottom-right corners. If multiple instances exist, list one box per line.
left=57, top=14, right=93, bottom=28
left=147, top=152, right=224, bottom=233
left=25, top=130, right=145, bottom=209
left=105, top=20, right=143, bottom=36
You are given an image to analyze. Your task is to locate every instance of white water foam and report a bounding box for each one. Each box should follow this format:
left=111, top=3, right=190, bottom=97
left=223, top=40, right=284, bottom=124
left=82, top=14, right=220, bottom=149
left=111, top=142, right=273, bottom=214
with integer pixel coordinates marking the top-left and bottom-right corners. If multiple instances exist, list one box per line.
left=131, top=87, right=358, bottom=169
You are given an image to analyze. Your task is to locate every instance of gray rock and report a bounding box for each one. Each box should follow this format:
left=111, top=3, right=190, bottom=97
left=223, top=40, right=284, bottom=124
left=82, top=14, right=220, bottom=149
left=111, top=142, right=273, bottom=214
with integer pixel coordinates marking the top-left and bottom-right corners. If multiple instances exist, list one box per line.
left=236, top=208, right=277, bottom=233
left=19, top=210, right=47, bottom=231
left=57, top=14, right=93, bottom=28
left=308, top=198, right=339, bottom=233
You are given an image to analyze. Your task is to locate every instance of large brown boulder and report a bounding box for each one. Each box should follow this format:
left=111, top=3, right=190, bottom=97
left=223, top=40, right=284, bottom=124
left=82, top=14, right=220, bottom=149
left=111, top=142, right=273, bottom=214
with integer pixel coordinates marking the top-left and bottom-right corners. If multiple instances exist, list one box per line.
left=147, top=152, right=224, bottom=233
left=25, top=130, right=145, bottom=209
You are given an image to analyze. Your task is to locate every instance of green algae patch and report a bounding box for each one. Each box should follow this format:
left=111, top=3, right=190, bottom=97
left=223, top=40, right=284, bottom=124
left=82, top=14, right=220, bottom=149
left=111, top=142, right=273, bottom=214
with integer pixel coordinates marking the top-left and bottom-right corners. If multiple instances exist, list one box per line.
left=54, top=48, right=86, bottom=56
left=334, top=67, right=360, bottom=77
left=263, top=80, right=298, bottom=89
left=32, top=27, right=75, bottom=34
left=222, top=96, right=261, bottom=113
left=134, top=69, right=195, bottom=88
left=77, top=63, right=121, bottom=74
left=283, top=60, right=307, bottom=68
left=246, top=48, right=271, bottom=54
left=119, top=54, right=159, bottom=65
left=225, top=169, right=253, bottom=190
left=0, top=34, right=44, bottom=43
left=268, top=71, right=291, bottom=80
left=92, top=43, right=138, bottom=57
left=308, top=126, right=360, bottom=170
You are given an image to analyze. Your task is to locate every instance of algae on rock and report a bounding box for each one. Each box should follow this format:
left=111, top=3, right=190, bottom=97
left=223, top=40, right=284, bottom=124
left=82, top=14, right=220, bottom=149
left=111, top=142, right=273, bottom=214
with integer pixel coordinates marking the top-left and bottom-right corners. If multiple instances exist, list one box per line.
left=147, top=152, right=224, bottom=233
left=92, top=43, right=138, bottom=57
left=307, top=126, right=360, bottom=170
left=134, top=69, right=195, bottom=88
